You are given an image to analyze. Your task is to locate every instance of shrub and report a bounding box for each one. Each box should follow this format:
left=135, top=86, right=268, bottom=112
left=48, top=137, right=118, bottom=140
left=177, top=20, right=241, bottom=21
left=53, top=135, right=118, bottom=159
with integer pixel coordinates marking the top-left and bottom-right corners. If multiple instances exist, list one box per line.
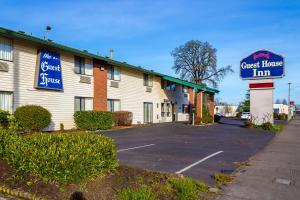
left=214, top=114, right=221, bottom=123
left=0, top=129, right=118, bottom=183
left=14, top=105, right=51, bottom=132
left=236, top=112, right=242, bottom=118
left=0, top=128, right=20, bottom=158
left=244, top=119, right=252, bottom=128
left=170, top=177, right=205, bottom=200
left=278, top=113, right=288, bottom=121
left=0, top=110, right=10, bottom=128
left=74, top=111, right=112, bottom=131
left=113, top=111, right=133, bottom=126
left=7, top=115, right=20, bottom=132
left=202, top=106, right=213, bottom=124
left=261, top=122, right=273, bottom=131
left=118, top=185, right=156, bottom=200
left=212, top=173, right=233, bottom=185
left=273, top=112, right=279, bottom=120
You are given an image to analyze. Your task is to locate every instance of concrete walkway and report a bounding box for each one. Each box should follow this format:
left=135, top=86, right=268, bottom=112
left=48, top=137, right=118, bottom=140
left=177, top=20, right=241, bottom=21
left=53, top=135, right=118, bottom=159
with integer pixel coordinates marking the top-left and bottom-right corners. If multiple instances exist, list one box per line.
left=219, top=115, right=300, bottom=200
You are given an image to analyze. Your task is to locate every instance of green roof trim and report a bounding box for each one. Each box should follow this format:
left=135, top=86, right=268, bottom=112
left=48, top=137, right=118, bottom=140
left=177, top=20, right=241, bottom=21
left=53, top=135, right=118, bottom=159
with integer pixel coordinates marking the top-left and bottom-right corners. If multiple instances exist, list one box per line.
left=0, top=27, right=219, bottom=94
left=162, top=76, right=219, bottom=93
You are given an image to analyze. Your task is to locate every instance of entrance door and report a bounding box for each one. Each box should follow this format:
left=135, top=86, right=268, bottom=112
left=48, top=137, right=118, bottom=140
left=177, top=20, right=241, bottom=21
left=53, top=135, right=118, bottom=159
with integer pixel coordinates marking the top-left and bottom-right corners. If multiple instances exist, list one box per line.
left=172, top=103, right=176, bottom=122
left=144, top=102, right=153, bottom=124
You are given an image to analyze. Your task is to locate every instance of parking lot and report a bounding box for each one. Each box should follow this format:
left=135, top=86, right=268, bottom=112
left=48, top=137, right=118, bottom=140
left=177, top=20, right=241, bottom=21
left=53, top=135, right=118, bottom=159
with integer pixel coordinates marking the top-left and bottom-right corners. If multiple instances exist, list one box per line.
left=104, top=118, right=274, bottom=184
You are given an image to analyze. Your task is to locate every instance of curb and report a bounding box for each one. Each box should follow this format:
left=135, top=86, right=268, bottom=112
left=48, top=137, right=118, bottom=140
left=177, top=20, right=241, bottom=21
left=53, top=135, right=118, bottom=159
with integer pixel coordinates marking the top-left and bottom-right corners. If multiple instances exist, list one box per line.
left=0, top=186, right=45, bottom=200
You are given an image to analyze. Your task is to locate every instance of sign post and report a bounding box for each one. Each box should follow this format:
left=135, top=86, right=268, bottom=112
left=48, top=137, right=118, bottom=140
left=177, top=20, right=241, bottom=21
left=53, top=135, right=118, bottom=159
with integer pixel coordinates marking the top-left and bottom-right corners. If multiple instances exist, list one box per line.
left=240, top=50, right=285, bottom=125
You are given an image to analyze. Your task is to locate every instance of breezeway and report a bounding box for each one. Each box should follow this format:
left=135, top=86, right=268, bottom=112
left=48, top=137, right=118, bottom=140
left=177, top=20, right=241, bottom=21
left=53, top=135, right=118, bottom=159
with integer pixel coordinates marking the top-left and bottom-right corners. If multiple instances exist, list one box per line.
left=104, top=118, right=274, bottom=184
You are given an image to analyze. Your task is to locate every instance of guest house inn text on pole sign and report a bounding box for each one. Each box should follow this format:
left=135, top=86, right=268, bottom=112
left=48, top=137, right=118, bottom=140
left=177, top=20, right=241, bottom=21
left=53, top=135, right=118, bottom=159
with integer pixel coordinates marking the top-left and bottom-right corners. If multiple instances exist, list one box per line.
left=240, top=50, right=285, bottom=125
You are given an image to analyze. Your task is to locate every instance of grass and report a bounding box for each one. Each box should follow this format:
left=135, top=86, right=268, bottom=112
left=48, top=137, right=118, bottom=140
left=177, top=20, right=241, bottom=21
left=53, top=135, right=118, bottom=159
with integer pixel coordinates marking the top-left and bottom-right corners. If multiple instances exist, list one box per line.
left=117, top=185, right=156, bottom=200
left=252, top=124, right=284, bottom=133
left=271, top=124, right=284, bottom=133
left=212, top=173, right=233, bottom=185
left=169, top=177, right=209, bottom=200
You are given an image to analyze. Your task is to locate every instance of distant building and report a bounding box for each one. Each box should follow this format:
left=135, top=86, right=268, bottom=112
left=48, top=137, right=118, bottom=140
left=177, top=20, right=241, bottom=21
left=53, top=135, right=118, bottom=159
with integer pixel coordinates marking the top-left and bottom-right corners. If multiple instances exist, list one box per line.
left=214, top=105, right=238, bottom=117
left=273, top=104, right=289, bottom=115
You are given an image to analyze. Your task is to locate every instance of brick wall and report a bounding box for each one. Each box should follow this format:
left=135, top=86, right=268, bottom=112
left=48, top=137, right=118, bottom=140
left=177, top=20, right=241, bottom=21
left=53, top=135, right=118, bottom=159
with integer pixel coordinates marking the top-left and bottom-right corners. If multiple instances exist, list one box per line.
left=209, top=94, right=215, bottom=117
left=195, top=91, right=202, bottom=119
left=93, top=60, right=107, bottom=111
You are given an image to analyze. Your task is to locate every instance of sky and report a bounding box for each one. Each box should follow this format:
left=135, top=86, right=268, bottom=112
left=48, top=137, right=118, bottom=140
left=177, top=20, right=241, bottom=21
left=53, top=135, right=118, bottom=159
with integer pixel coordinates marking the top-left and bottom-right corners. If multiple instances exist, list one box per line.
left=1, top=0, right=299, bottom=104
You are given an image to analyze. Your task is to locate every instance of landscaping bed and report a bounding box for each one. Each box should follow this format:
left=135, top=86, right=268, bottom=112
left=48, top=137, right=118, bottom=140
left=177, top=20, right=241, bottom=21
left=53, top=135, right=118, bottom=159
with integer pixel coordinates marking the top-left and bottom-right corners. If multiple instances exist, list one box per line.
left=0, top=160, right=212, bottom=200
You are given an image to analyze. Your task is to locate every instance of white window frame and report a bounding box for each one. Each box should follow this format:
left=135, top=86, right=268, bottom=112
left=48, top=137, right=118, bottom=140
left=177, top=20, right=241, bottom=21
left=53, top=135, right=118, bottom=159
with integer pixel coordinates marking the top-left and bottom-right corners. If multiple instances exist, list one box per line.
left=74, top=56, right=93, bottom=76
left=0, top=91, right=14, bottom=113
left=107, top=99, right=121, bottom=112
left=107, top=66, right=121, bottom=81
left=0, top=37, right=13, bottom=62
left=74, top=97, right=93, bottom=111
left=143, top=73, right=153, bottom=87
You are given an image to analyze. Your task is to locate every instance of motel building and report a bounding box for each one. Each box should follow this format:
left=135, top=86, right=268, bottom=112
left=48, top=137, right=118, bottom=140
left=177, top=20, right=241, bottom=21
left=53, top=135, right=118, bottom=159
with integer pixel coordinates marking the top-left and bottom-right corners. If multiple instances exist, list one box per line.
left=0, top=27, right=218, bottom=130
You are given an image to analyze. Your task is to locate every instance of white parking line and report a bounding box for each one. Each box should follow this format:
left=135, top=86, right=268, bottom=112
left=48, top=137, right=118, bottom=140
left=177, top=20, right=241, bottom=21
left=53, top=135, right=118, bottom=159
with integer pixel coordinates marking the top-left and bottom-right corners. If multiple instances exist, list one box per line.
left=117, top=144, right=155, bottom=152
left=176, top=151, right=224, bottom=174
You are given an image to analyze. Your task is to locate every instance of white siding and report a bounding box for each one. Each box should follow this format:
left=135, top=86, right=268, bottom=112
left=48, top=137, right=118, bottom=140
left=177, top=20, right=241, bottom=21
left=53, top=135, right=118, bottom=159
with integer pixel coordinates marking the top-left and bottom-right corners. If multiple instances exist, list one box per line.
left=0, top=38, right=93, bottom=130
left=107, top=67, right=190, bottom=124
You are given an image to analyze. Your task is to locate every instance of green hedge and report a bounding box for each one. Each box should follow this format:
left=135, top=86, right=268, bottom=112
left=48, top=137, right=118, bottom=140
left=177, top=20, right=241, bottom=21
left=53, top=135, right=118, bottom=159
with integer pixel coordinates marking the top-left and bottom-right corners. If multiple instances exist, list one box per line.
left=14, top=105, right=51, bottom=132
left=113, top=111, right=133, bottom=126
left=0, top=110, right=10, bottom=128
left=0, top=129, right=117, bottom=183
left=74, top=111, right=112, bottom=131
left=202, top=106, right=213, bottom=124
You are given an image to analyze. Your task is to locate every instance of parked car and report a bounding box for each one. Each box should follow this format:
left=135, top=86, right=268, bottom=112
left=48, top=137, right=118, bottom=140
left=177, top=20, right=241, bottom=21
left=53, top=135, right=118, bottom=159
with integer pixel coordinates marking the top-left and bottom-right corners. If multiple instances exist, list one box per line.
left=241, top=112, right=251, bottom=120
left=215, top=113, right=224, bottom=117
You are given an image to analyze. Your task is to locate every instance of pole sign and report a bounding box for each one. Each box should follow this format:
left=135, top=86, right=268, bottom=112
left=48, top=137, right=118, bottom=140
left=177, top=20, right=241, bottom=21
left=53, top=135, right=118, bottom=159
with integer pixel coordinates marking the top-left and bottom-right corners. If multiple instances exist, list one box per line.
left=240, top=50, right=284, bottom=79
left=36, top=50, right=63, bottom=90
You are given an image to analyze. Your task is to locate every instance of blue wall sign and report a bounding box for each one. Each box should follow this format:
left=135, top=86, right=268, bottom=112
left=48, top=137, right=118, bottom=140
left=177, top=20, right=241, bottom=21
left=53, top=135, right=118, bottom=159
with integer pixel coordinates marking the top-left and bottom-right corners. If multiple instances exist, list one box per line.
left=36, top=50, right=63, bottom=90
left=240, top=50, right=284, bottom=79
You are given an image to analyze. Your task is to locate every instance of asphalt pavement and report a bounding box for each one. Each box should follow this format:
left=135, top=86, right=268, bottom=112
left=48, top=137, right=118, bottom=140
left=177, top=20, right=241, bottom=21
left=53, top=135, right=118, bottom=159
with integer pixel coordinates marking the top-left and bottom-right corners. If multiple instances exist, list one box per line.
left=104, top=118, right=274, bottom=184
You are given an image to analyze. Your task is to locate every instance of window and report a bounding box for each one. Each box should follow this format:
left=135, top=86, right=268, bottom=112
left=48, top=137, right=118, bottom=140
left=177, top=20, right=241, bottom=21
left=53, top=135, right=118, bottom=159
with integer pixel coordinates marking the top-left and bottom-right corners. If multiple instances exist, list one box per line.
left=166, top=103, right=171, bottom=117
left=161, top=103, right=165, bottom=117
left=182, top=86, right=188, bottom=93
left=171, top=83, right=176, bottom=91
left=144, top=102, right=153, bottom=123
left=107, top=99, right=120, bottom=112
left=0, top=37, right=13, bottom=61
left=143, top=73, right=153, bottom=87
left=74, top=56, right=92, bottom=75
left=166, top=81, right=176, bottom=91
left=182, top=104, right=190, bottom=114
left=0, top=92, right=13, bottom=113
left=74, top=97, right=93, bottom=111
left=107, top=66, right=121, bottom=81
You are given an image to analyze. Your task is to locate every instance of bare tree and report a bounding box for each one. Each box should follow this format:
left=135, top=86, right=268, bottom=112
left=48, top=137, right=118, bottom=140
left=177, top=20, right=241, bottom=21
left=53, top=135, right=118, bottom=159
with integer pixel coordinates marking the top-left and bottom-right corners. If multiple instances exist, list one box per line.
left=171, top=40, right=233, bottom=87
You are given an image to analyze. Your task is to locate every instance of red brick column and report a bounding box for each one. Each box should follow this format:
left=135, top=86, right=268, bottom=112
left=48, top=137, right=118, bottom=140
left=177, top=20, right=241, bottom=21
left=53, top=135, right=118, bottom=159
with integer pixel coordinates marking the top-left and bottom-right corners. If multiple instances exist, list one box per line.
left=93, top=60, right=108, bottom=111
left=195, top=91, right=202, bottom=124
left=209, top=94, right=215, bottom=117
